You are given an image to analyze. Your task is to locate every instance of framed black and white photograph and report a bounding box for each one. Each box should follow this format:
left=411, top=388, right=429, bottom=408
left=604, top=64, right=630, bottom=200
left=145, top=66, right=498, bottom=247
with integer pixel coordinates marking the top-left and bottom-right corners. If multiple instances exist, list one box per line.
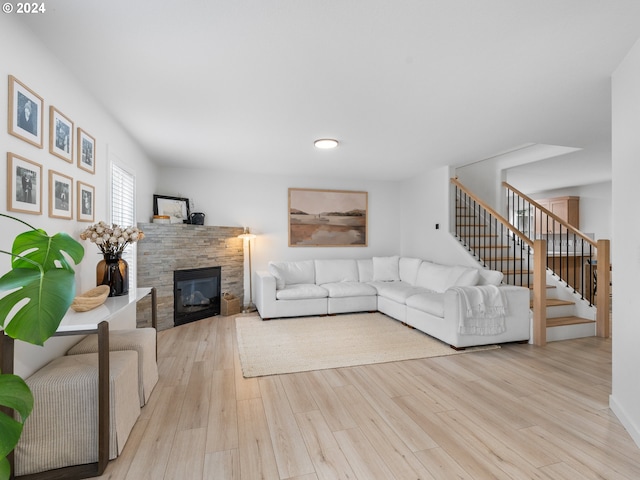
left=7, top=152, right=42, bottom=215
left=49, top=106, right=74, bottom=162
left=153, top=194, right=191, bottom=223
left=77, top=127, right=96, bottom=174
left=8, top=75, right=44, bottom=148
left=77, top=181, right=95, bottom=222
left=48, top=170, right=73, bottom=219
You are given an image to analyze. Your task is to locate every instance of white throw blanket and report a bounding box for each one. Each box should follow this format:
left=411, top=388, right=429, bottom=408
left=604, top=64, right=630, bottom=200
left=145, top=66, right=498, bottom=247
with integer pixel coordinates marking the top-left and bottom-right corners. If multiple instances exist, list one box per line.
left=452, top=285, right=507, bottom=335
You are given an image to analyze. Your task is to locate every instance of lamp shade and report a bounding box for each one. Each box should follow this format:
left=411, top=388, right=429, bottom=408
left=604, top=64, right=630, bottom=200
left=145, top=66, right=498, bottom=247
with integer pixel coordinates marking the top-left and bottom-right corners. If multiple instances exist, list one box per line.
left=238, top=227, right=256, bottom=240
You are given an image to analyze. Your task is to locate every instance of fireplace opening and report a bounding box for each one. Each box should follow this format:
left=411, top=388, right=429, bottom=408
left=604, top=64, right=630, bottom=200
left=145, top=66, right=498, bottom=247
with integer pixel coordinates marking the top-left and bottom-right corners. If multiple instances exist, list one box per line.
left=174, top=266, right=221, bottom=326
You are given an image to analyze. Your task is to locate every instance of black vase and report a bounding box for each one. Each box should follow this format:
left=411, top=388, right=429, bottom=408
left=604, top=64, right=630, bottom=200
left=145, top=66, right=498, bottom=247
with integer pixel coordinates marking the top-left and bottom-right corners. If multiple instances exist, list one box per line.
left=96, top=253, right=129, bottom=297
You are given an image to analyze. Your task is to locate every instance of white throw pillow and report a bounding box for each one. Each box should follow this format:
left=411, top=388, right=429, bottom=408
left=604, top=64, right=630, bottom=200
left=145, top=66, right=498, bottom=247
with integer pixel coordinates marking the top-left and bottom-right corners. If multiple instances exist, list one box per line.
left=315, top=259, right=358, bottom=285
left=357, top=259, right=374, bottom=282
left=399, top=257, right=423, bottom=285
left=268, top=260, right=315, bottom=288
left=416, top=262, right=479, bottom=292
left=455, top=268, right=480, bottom=287
left=372, top=256, right=400, bottom=282
left=477, top=269, right=504, bottom=286
left=268, top=262, right=286, bottom=289
left=416, top=262, right=451, bottom=292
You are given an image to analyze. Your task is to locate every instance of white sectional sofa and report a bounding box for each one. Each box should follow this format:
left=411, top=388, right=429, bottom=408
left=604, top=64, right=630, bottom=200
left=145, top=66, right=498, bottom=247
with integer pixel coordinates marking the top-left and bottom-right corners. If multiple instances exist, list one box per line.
left=254, top=256, right=530, bottom=349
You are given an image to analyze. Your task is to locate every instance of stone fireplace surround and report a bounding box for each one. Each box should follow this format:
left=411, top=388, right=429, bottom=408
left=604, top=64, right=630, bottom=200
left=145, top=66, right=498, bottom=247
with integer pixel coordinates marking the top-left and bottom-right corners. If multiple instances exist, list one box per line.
left=136, top=223, right=245, bottom=330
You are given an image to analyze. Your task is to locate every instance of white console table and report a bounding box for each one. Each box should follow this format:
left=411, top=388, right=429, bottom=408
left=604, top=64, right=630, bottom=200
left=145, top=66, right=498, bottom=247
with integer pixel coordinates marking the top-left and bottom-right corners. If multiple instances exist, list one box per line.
left=0, top=287, right=157, bottom=480
left=1, top=287, right=157, bottom=379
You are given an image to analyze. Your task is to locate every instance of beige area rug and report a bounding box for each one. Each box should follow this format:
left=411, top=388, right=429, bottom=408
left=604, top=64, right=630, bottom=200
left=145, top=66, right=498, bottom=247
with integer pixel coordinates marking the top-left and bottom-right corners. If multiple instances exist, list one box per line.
left=235, top=312, right=499, bottom=378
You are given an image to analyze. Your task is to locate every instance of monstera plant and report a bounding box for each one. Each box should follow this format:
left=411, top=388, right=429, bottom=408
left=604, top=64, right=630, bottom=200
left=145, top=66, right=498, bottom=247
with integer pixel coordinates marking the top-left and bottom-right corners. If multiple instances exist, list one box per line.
left=0, top=214, right=84, bottom=480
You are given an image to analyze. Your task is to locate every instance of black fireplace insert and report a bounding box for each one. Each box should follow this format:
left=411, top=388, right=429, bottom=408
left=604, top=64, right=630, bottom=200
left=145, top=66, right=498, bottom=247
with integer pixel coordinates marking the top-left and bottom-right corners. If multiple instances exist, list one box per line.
left=174, top=266, right=221, bottom=326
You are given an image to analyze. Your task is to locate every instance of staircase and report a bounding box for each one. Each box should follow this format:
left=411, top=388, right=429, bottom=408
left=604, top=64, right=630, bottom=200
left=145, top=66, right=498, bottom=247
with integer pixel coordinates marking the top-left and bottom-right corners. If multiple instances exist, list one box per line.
left=451, top=178, right=610, bottom=345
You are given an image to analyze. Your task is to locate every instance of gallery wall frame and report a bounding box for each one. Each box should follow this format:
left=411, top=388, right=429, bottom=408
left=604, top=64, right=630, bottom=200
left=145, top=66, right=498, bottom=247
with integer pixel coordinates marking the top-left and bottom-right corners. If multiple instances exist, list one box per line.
left=77, top=127, right=96, bottom=174
left=49, top=106, right=74, bottom=163
left=48, top=170, right=73, bottom=220
left=288, top=187, right=368, bottom=247
left=8, top=75, right=44, bottom=148
left=7, top=152, right=43, bottom=215
left=153, top=194, right=191, bottom=223
left=77, top=181, right=95, bottom=222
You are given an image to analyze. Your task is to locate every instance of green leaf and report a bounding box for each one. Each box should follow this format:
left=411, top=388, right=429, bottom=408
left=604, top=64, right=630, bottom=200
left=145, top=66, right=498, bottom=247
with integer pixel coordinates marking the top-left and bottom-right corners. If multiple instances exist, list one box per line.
left=11, top=230, right=84, bottom=272
left=0, top=456, right=10, bottom=480
left=0, top=268, right=76, bottom=345
left=0, top=373, right=33, bottom=422
left=0, top=373, right=33, bottom=460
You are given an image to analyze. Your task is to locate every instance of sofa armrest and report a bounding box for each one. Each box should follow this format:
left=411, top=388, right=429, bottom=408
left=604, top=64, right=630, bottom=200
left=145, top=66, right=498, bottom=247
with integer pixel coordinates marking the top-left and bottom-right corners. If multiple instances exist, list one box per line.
left=443, top=285, right=530, bottom=323
left=254, top=270, right=277, bottom=319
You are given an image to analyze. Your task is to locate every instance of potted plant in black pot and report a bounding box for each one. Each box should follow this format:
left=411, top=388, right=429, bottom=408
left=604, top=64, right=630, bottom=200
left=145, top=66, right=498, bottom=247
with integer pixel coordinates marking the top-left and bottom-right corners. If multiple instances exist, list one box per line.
left=0, top=214, right=84, bottom=480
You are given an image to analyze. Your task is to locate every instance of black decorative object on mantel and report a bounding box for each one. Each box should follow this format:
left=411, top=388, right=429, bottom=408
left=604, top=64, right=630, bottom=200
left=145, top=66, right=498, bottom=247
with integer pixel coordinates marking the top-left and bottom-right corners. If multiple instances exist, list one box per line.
left=189, top=212, right=205, bottom=225
left=153, top=194, right=190, bottom=224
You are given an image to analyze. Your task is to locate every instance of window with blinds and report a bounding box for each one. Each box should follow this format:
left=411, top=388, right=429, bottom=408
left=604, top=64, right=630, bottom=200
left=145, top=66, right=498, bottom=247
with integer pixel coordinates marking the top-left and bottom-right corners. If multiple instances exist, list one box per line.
left=110, top=162, right=137, bottom=289
left=111, top=163, right=135, bottom=226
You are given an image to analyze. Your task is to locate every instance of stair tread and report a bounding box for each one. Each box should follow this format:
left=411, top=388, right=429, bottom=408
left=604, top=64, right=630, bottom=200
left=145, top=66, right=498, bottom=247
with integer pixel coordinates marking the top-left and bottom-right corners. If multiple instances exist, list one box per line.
left=530, top=298, right=575, bottom=308
left=459, top=234, right=499, bottom=238
left=547, top=316, right=595, bottom=327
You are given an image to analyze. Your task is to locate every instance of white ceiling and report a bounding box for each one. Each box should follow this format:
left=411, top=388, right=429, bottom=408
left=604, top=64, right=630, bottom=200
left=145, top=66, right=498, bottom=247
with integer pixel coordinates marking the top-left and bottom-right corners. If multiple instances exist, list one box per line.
left=17, top=1, right=640, bottom=189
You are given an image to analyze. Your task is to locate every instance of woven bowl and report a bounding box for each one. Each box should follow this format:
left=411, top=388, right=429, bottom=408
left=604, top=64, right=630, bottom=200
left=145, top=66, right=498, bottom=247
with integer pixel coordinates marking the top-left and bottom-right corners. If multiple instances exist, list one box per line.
left=70, top=285, right=110, bottom=312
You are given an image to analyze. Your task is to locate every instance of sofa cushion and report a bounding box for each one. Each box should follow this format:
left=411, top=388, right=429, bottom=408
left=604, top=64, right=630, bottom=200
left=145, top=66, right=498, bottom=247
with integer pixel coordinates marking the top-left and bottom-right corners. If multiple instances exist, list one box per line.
left=406, top=292, right=445, bottom=317
left=357, top=259, right=373, bottom=282
left=369, top=281, right=423, bottom=303
left=372, top=256, right=400, bottom=282
left=415, top=262, right=479, bottom=293
left=275, top=284, right=328, bottom=300
left=315, top=259, right=358, bottom=285
left=399, top=257, right=423, bottom=285
left=456, top=268, right=480, bottom=287
left=477, top=269, right=504, bottom=286
left=268, top=260, right=315, bottom=289
left=321, top=281, right=377, bottom=298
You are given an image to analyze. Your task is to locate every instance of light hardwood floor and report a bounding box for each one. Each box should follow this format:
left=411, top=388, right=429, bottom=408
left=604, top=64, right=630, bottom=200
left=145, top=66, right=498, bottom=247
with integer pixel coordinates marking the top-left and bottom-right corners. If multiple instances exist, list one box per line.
left=97, top=314, right=640, bottom=479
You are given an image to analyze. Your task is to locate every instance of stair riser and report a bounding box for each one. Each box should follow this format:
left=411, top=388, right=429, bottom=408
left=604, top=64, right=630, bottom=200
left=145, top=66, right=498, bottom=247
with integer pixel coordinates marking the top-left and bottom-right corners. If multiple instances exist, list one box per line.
left=545, top=305, right=576, bottom=317
left=547, top=322, right=596, bottom=342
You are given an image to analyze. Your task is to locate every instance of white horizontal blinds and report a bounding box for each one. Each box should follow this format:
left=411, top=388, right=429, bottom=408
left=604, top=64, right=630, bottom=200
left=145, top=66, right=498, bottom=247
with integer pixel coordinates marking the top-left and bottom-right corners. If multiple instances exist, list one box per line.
left=111, top=163, right=135, bottom=226
left=111, top=162, right=136, bottom=289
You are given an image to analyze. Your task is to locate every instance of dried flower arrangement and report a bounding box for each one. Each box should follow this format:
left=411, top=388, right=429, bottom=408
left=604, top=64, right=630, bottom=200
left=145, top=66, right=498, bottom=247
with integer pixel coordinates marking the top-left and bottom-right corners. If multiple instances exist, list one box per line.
left=79, top=221, right=145, bottom=254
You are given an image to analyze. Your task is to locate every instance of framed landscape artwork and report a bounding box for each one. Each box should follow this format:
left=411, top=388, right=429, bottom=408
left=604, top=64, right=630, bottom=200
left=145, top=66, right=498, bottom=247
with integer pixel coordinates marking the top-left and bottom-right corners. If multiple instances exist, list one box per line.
left=49, top=170, right=73, bottom=219
left=77, top=181, right=95, bottom=222
left=288, top=188, right=368, bottom=247
left=7, top=153, right=42, bottom=215
left=153, top=194, right=191, bottom=223
left=77, top=128, right=96, bottom=174
left=49, top=106, right=74, bottom=162
left=8, top=75, right=44, bottom=148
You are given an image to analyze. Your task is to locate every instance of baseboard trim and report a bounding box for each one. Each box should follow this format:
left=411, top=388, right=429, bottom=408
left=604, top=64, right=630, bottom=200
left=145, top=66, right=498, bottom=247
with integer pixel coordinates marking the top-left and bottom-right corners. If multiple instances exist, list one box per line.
left=610, top=394, right=640, bottom=449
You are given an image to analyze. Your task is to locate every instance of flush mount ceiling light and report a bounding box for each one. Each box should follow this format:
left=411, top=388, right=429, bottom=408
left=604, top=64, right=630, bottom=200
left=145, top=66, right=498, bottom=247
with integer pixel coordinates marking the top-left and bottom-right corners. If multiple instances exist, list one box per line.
left=314, top=138, right=339, bottom=149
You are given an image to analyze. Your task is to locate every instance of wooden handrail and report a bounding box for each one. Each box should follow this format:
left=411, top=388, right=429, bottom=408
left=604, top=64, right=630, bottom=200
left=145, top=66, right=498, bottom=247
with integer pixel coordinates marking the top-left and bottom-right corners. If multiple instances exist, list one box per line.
left=451, top=178, right=533, bottom=248
left=503, top=181, right=597, bottom=248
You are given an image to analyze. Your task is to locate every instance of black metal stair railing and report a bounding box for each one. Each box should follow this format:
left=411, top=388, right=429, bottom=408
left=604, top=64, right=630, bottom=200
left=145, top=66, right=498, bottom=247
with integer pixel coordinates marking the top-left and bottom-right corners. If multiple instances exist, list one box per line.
left=451, top=178, right=534, bottom=289
left=503, top=182, right=598, bottom=305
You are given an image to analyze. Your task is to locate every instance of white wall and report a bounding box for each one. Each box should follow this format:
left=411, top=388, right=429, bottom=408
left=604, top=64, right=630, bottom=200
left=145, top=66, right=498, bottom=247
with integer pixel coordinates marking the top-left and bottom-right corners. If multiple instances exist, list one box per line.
left=611, top=37, right=640, bottom=448
left=155, top=167, right=404, bottom=287
left=454, top=159, right=503, bottom=209
left=400, top=165, right=479, bottom=267
left=1, top=17, right=157, bottom=376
